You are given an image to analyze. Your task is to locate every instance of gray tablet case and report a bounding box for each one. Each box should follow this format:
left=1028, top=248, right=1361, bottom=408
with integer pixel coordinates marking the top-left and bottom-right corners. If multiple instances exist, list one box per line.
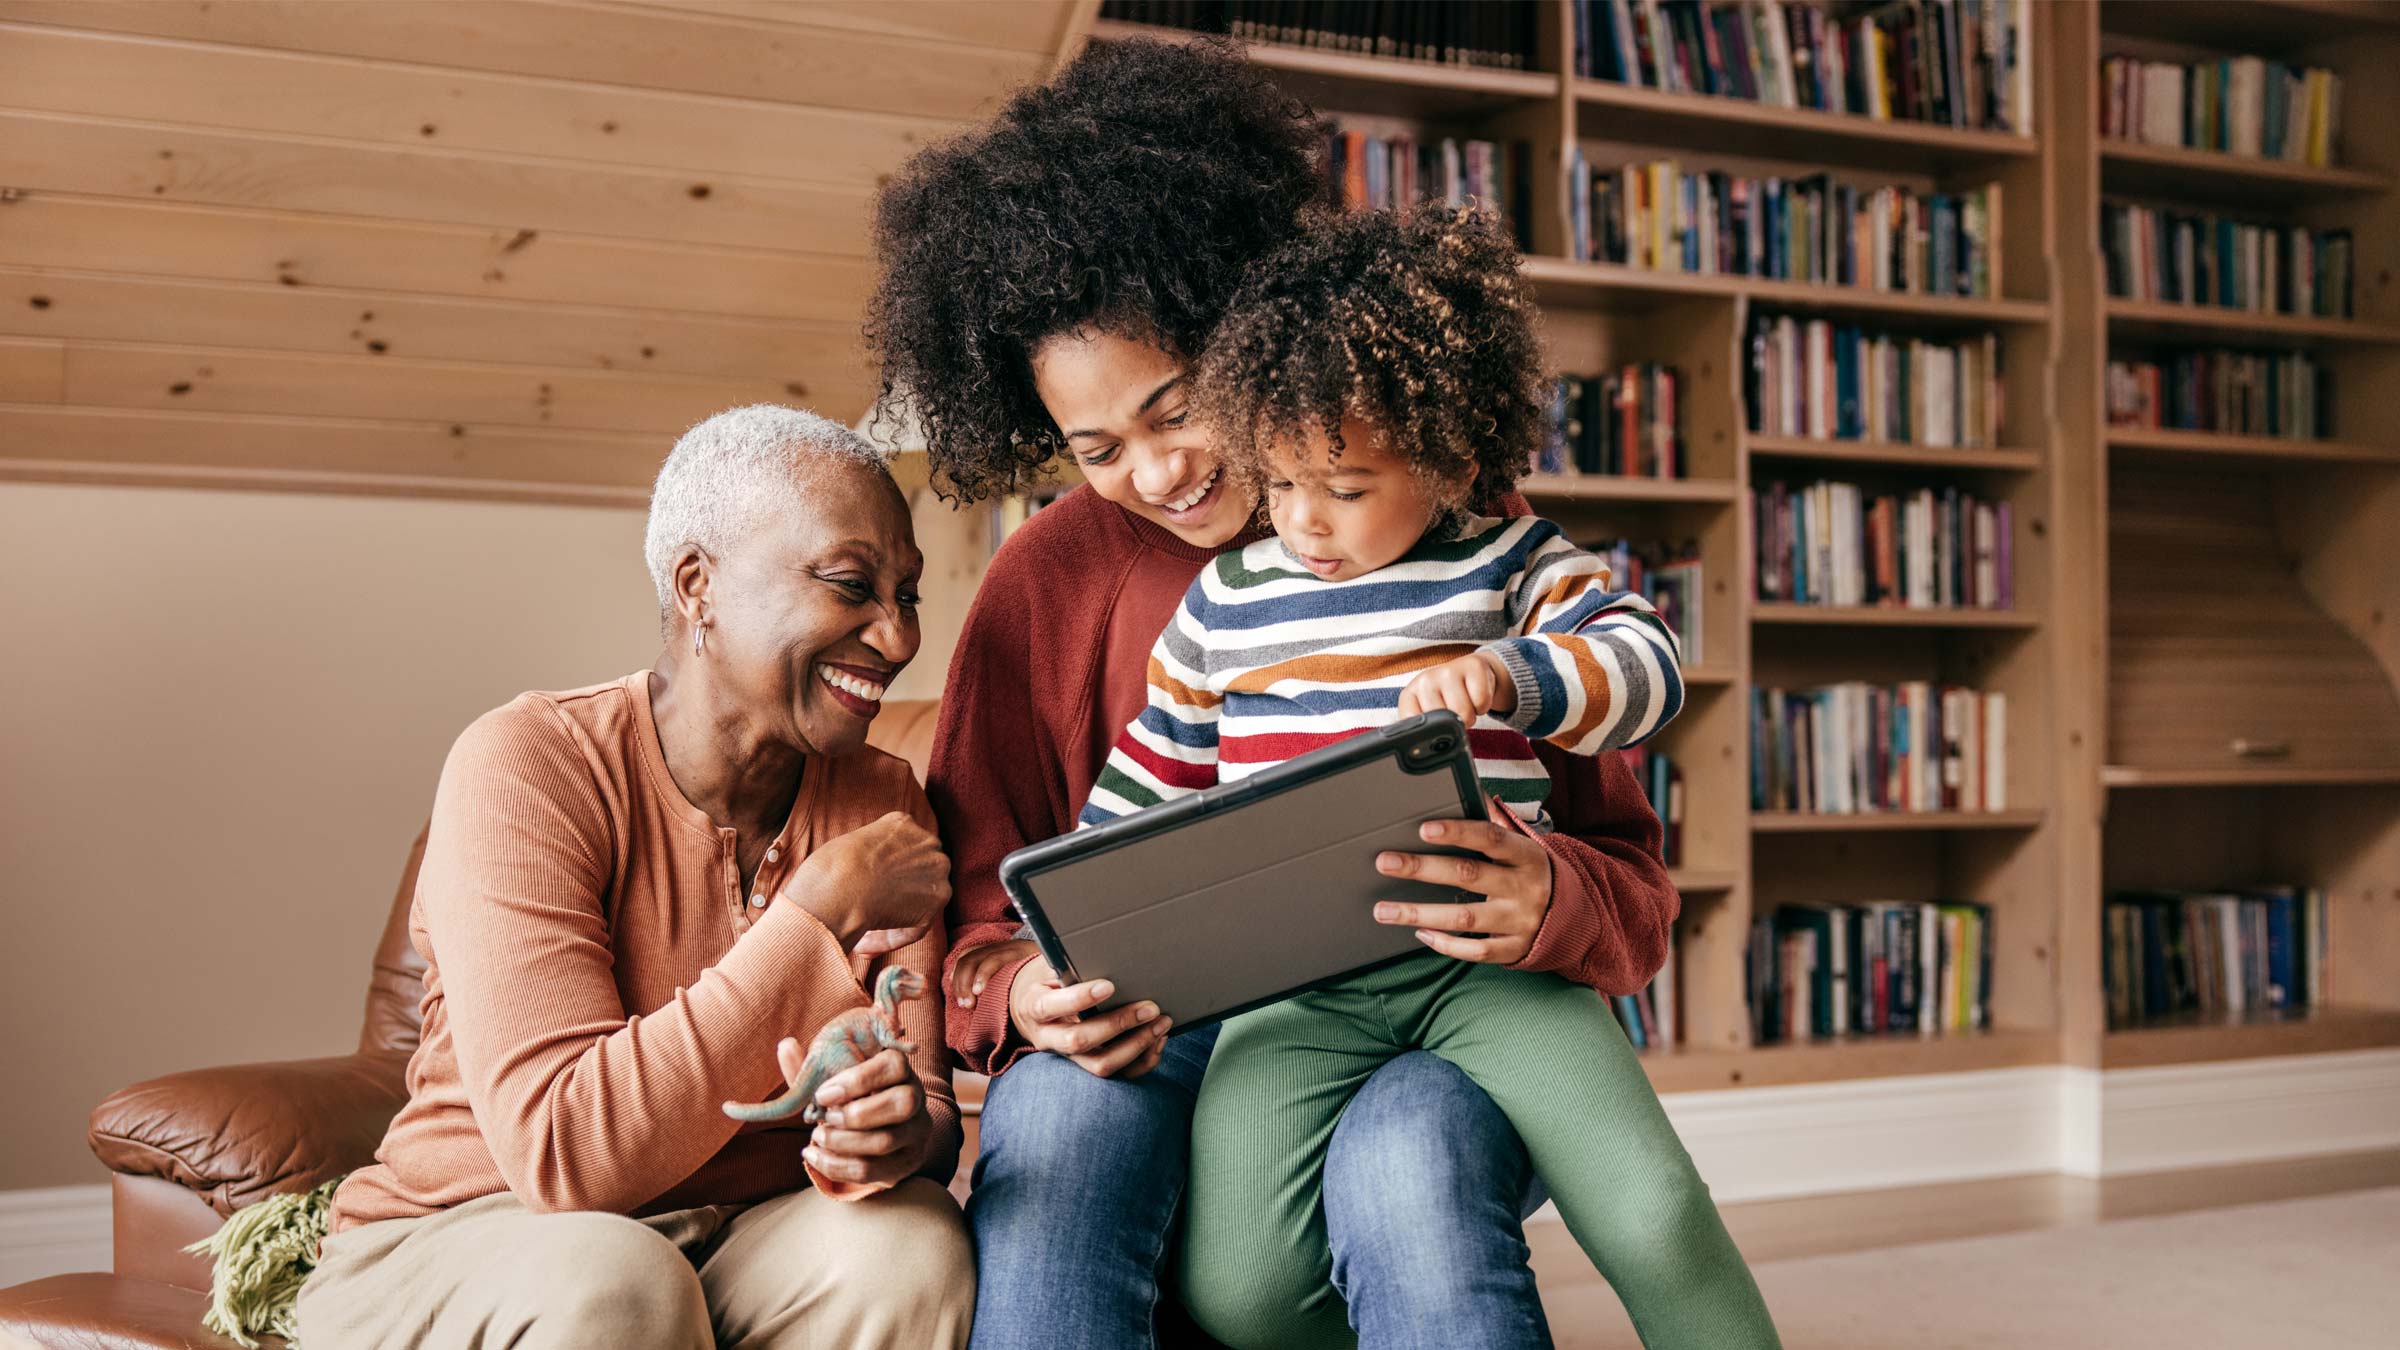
left=999, top=711, right=1486, bottom=1031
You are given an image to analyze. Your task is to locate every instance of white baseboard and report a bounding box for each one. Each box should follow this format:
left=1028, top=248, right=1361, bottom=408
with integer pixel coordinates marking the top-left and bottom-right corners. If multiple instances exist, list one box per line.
left=1528, top=1050, right=2400, bottom=1222
left=1664, top=1065, right=2066, bottom=1204
left=0, top=1184, right=110, bottom=1289
left=2079, top=1047, right=2400, bottom=1177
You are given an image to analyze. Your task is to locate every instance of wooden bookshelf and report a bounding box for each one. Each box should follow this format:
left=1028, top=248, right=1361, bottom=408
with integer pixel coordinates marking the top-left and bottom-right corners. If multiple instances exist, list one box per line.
left=1081, top=0, right=2070, bottom=1085
left=2057, top=0, right=2400, bottom=1073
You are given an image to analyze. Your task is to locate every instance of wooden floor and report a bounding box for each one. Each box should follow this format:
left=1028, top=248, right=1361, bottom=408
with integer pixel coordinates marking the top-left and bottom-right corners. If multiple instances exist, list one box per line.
left=1527, top=1148, right=2400, bottom=1279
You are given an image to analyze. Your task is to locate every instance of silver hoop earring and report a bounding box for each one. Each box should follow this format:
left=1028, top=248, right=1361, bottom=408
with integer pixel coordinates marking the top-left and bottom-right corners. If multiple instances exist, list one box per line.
left=693, top=624, right=706, bottom=656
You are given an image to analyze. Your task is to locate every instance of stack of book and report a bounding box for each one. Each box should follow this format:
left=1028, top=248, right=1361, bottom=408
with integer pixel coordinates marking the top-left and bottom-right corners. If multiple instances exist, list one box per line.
left=2100, top=54, right=2343, bottom=164
left=2102, top=205, right=2354, bottom=318
left=2106, top=350, right=2330, bottom=439
left=1749, top=899, right=1992, bottom=1044
left=1621, top=744, right=1686, bottom=866
left=1750, top=479, right=2012, bottom=611
left=1544, top=365, right=1687, bottom=478
left=1573, top=0, right=2035, bottom=133
left=1750, top=681, right=2008, bottom=814
left=1610, top=927, right=1677, bottom=1051
left=1099, top=0, right=1540, bottom=67
left=1567, top=155, right=2001, bottom=299
left=2104, top=887, right=2329, bottom=1027
left=1583, top=537, right=1707, bottom=666
left=1745, top=316, right=2002, bottom=447
left=1328, top=126, right=1533, bottom=249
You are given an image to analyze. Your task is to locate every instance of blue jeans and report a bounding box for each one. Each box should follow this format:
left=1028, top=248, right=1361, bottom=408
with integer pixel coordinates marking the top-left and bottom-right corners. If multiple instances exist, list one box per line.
left=966, top=1025, right=1551, bottom=1350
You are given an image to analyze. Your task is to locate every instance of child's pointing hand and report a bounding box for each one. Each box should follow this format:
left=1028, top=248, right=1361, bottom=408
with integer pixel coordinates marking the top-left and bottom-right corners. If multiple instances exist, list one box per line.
left=1396, top=650, right=1515, bottom=724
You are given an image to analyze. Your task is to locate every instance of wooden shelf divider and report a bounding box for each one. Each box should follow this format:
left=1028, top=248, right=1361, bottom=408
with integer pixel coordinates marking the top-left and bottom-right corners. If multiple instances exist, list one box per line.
left=1522, top=473, right=1738, bottom=503
left=2104, top=428, right=2400, bottom=469
left=1750, top=810, right=2046, bottom=834
left=1751, top=603, right=2039, bottom=629
left=1744, top=435, right=2043, bottom=472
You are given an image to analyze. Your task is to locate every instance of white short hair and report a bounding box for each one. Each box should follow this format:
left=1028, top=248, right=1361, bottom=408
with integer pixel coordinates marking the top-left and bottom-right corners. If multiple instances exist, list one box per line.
left=643, top=404, right=892, bottom=615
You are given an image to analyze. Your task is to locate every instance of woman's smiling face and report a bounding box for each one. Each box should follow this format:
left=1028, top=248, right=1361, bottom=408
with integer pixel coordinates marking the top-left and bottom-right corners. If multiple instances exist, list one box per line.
left=1029, top=330, right=1255, bottom=549
left=696, top=463, right=924, bottom=759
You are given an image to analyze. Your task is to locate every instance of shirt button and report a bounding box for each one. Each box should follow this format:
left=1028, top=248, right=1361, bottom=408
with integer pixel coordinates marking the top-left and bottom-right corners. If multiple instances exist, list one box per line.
left=765, top=847, right=780, bottom=863
left=750, top=894, right=767, bottom=909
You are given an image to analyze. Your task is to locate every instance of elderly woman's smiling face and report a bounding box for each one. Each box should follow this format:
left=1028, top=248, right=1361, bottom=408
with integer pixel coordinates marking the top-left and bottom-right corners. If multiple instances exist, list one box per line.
left=676, top=459, right=924, bottom=761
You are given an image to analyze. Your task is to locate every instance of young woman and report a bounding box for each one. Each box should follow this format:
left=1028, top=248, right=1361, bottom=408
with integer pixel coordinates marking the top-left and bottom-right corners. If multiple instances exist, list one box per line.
left=869, top=36, right=1766, bottom=1349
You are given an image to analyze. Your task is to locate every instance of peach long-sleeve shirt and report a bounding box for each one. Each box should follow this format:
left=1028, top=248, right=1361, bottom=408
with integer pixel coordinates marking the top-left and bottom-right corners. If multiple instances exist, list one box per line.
left=330, top=673, right=958, bottom=1233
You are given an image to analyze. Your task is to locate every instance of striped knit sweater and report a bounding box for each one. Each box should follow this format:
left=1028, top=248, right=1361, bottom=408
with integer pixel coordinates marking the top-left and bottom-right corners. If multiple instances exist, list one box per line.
left=1079, top=515, right=1685, bottom=833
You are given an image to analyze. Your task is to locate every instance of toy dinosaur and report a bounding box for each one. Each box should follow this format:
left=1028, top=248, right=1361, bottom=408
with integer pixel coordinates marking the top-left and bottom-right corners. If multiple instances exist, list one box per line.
left=722, top=965, right=924, bottom=1124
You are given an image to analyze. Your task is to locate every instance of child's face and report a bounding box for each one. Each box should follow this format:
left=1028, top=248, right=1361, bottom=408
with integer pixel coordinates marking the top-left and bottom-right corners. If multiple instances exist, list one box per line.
left=1263, top=417, right=1465, bottom=581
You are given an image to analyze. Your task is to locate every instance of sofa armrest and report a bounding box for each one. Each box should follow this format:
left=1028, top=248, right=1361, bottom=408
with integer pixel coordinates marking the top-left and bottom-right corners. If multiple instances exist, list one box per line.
left=88, top=1051, right=410, bottom=1218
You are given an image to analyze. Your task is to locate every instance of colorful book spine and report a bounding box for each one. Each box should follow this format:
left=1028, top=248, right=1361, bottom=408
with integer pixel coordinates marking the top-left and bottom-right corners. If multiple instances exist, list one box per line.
left=1547, top=365, right=1688, bottom=479
left=2102, top=204, right=2353, bottom=319
left=1749, top=899, right=1991, bottom=1043
left=1749, top=479, right=2013, bottom=611
left=2103, top=887, right=2329, bottom=1027
left=2105, top=350, right=2330, bottom=440
left=1578, top=0, right=2031, bottom=133
left=1750, top=681, right=2009, bottom=815
left=1745, top=315, right=2002, bottom=448
left=2100, top=53, right=2342, bottom=165
left=1566, top=153, right=2002, bottom=300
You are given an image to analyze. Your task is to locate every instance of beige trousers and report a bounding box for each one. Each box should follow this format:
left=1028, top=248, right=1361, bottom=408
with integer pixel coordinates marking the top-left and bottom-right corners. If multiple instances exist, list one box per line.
left=293, top=1179, right=973, bottom=1350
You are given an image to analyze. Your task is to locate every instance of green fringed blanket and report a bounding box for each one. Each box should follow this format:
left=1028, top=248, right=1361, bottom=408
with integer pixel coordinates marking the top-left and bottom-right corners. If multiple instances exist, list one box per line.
left=184, top=1175, right=345, bottom=1348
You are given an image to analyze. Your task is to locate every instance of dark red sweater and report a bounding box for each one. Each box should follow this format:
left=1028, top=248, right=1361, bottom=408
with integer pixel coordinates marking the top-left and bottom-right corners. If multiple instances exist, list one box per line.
left=926, top=486, right=1678, bottom=1074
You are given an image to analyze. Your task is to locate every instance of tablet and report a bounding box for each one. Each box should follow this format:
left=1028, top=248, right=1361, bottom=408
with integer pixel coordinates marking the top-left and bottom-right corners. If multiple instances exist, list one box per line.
left=999, top=711, right=1486, bottom=1032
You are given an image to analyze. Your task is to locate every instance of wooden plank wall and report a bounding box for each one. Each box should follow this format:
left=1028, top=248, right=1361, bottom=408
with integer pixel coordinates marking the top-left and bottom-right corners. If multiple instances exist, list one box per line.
left=0, top=0, right=1093, bottom=503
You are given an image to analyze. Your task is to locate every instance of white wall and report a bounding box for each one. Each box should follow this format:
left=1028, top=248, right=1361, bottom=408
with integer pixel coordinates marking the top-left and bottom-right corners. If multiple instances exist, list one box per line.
left=0, top=482, right=660, bottom=1190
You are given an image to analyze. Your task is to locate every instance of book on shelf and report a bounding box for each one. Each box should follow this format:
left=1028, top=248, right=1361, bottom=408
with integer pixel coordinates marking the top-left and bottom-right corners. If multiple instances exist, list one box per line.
left=1609, top=923, right=1678, bottom=1050
left=1567, top=153, right=2001, bottom=299
left=1750, top=681, right=2007, bottom=814
left=1573, top=0, right=2034, bottom=134
left=1745, top=315, right=2002, bottom=448
left=1545, top=364, right=1687, bottom=478
left=1099, top=0, right=1541, bottom=68
left=1748, top=899, right=1991, bottom=1044
left=2102, top=204, right=2354, bottom=319
left=2104, top=886, right=2330, bottom=1028
left=2099, top=54, right=2343, bottom=166
left=2106, top=350, right=2329, bottom=439
left=1749, top=478, right=2012, bottom=611
left=1578, top=537, right=1707, bottom=667
left=1620, top=744, right=1686, bottom=866
left=1328, top=124, right=1534, bottom=250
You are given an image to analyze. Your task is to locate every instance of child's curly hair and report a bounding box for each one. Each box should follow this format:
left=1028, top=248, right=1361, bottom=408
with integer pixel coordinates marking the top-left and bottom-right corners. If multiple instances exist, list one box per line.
left=1193, top=203, right=1548, bottom=517
left=864, top=36, right=1326, bottom=503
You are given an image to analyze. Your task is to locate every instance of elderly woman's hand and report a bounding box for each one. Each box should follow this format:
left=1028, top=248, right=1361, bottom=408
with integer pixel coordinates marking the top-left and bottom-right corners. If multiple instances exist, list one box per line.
left=783, top=1043, right=934, bottom=1188
left=1368, top=810, right=1555, bottom=966
left=778, top=811, right=950, bottom=953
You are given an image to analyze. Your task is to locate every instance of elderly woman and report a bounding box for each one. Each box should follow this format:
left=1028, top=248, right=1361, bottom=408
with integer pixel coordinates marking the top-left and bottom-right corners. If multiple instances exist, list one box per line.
left=293, top=406, right=973, bottom=1349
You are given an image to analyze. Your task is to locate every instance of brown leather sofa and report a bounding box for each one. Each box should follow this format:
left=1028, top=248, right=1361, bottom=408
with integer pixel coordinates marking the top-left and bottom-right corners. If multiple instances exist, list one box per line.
left=0, top=700, right=977, bottom=1350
